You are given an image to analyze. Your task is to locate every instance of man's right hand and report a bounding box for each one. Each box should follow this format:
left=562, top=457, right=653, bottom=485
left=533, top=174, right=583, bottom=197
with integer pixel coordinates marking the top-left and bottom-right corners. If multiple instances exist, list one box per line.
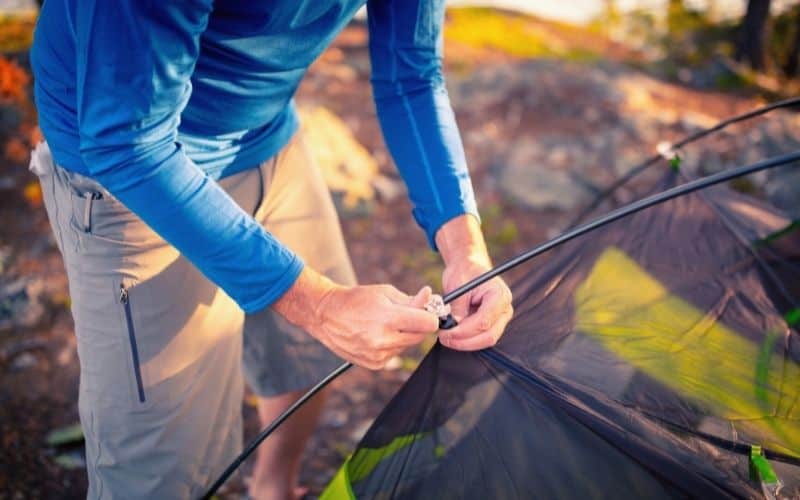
left=273, top=267, right=439, bottom=370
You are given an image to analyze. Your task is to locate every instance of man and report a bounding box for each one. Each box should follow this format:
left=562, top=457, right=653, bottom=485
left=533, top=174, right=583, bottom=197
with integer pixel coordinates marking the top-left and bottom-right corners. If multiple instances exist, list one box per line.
left=29, top=0, right=513, bottom=498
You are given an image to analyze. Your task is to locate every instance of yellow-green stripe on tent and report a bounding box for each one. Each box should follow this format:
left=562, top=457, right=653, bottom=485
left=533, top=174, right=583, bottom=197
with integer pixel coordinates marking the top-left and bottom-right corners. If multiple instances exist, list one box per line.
left=575, top=247, right=800, bottom=457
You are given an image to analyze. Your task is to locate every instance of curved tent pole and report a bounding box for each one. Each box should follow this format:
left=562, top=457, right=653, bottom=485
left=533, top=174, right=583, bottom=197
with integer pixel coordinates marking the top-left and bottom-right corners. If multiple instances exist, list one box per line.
left=199, top=363, right=352, bottom=500
left=568, top=96, right=800, bottom=226
left=200, top=149, right=800, bottom=499
left=443, top=150, right=800, bottom=303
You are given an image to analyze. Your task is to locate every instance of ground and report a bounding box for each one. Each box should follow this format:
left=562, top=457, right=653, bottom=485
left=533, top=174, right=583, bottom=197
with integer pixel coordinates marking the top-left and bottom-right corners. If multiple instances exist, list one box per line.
left=1, top=8, right=798, bottom=499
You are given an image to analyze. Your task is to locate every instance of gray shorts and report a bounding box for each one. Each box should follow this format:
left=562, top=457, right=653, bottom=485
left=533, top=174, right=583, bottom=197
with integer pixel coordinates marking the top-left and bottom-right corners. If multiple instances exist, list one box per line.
left=30, top=132, right=355, bottom=498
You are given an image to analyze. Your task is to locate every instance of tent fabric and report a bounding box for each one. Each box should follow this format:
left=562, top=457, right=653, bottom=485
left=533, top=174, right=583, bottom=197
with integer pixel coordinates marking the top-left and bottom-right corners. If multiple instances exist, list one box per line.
left=321, top=169, right=800, bottom=499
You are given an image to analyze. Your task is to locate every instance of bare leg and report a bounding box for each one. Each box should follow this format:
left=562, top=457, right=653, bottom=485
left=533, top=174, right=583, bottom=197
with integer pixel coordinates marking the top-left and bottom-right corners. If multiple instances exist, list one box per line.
left=248, top=388, right=327, bottom=500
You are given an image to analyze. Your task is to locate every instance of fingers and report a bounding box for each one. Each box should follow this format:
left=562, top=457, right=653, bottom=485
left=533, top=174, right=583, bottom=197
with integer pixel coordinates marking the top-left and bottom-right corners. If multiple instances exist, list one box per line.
left=381, top=285, right=439, bottom=333
left=386, top=331, right=429, bottom=349
left=356, top=332, right=428, bottom=370
left=314, top=284, right=438, bottom=371
left=445, top=282, right=510, bottom=340
left=409, top=286, right=433, bottom=309
left=438, top=278, right=513, bottom=351
left=387, top=305, right=440, bottom=333
left=380, top=285, right=410, bottom=304
left=440, top=307, right=512, bottom=351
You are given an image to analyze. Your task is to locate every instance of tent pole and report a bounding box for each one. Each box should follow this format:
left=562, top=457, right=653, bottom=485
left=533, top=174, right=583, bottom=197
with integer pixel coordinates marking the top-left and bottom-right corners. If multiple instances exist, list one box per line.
left=568, top=96, right=800, bottom=226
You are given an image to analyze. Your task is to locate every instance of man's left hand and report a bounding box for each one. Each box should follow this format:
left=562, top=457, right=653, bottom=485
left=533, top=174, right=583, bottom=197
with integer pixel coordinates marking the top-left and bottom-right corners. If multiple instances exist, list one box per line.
left=434, top=215, right=513, bottom=351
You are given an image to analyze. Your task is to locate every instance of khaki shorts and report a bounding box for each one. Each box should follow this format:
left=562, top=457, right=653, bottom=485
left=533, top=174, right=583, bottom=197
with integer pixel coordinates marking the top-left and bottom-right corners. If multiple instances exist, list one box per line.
left=30, top=132, right=355, bottom=499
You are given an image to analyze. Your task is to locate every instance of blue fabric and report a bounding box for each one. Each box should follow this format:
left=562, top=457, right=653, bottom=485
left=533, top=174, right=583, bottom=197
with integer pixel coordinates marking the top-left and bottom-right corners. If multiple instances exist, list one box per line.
left=31, top=0, right=478, bottom=312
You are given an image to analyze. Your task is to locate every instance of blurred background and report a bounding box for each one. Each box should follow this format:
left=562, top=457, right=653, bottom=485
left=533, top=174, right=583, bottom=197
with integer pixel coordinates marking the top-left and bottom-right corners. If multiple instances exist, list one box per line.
left=1, top=0, right=799, bottom=497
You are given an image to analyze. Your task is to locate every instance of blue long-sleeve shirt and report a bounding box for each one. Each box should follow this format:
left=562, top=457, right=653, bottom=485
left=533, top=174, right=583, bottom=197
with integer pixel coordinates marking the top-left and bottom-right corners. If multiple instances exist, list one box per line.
left=31, top=0, right=478, bottom=312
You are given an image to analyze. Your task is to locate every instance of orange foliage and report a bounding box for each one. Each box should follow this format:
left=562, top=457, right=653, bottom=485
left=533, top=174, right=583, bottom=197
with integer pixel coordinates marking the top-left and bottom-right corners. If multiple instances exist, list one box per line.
left=0, top=13, right=36, bottom=53
left=0, top=56, right=39, bottom=167
left=0, top=56, right=30, bottom=107
left=20, top=123, right=43, bottom=145
left=4, top=136, right=28, bottom=163
left=23, top=180, right=43, bottom=208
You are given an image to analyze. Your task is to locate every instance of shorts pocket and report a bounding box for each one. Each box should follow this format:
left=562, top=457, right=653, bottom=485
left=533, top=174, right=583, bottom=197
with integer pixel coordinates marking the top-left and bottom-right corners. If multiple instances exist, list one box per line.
left=69, top=189, right=140, bottom=246
left=119, top=281, right=146, bottom=404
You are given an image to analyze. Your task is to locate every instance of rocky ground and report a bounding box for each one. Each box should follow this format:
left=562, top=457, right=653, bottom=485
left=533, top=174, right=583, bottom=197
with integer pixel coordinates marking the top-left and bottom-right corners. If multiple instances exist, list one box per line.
left=1, top=9, right=799, bottom=499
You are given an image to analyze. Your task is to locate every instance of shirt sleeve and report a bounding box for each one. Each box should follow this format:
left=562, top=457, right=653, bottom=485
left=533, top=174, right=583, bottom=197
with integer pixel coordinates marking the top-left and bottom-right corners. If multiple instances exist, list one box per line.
left=367, top=0, right=479, bottom=249
left=74, top=0, right=303, bottom=313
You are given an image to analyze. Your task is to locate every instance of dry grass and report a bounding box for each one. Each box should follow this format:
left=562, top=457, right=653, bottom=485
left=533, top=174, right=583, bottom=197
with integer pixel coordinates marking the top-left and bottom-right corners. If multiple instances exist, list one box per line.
left=0, top=12, right=36, bottom=53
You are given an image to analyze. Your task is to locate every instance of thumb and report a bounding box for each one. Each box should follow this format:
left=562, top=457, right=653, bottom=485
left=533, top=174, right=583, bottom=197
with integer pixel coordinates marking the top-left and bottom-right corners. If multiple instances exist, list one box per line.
left=409, top=286, right=433, bottom=309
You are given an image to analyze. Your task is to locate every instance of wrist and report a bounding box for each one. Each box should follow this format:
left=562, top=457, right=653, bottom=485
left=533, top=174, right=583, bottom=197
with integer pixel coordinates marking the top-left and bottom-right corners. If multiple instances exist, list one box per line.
left=435, top=214, right=491, bottom=269
left=272, top=266, right=340, bottom=333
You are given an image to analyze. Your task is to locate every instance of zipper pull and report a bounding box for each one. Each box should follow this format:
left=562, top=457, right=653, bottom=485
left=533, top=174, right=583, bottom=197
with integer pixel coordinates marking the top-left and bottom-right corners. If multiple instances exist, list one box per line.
left=119, top=284, right=128, bottom=304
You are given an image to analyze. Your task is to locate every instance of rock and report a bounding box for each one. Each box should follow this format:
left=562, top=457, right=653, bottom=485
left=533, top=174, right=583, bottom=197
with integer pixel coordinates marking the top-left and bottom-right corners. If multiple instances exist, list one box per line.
left=314, top=62, right=358, bottom=82
left=765, top=166, right=800, bottom=218
left=371, top=174, right=406, bottom=202
left=501, top=166, right=594, bottom=211
left=0, top=245, right=11, bottom=275
left=10, top=351, right=36, bottom=370
left=298, top=106, right=380, bottom=215
left=0, top=277, right=46, bottom=332
left=499, top=140, right=596, bottom=211
left=349, top=419, right=373, bottom=442
left=348, top=387, right=368, bottom=404
left=323, top=409, right=348, bottom=428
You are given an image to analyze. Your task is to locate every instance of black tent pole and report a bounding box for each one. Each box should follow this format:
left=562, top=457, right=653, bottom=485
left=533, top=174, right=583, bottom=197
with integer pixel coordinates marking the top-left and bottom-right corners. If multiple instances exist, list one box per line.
left=568, top=96, right=800, bottom=226
left=199, top=363, right=352, bottom=499
left=200, top=150, right=800, bottom=499
left=443, top=149, right=800, bottom=303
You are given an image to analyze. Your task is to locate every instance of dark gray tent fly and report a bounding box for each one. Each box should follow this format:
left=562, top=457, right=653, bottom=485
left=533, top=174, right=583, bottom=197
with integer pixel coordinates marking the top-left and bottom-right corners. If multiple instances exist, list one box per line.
left=202, top=99, right=800, bottom=500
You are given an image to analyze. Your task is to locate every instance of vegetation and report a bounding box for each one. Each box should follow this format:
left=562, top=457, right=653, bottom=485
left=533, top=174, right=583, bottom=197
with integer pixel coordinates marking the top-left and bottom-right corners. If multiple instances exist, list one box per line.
left=0, top=12, right=36, bottom=53
left=594, top=1, right=800, bottom=95
left=445, top=7, right=602, bottom=65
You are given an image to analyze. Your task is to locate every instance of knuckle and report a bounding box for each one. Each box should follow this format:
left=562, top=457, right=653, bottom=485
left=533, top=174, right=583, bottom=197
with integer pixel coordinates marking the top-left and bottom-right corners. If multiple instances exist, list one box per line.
left=372, top=331, right=389, bottom=349
left=444, top=336, right=460, bottom=349
left=376, top=353, right=391, bottom=370
left=369, top=352, right=387, bottom=370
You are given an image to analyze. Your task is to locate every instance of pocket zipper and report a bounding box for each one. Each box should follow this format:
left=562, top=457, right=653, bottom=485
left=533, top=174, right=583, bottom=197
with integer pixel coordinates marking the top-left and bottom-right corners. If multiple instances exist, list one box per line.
left=120, top=284, right=145, bottom=403
left=81, top=192, right=101, bottom=233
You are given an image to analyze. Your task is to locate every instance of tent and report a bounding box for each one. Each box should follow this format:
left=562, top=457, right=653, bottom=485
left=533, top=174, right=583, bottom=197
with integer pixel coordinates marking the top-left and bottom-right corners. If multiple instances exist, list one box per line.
left=319, top=150, right=800, bottom=497
left=200, top=100, right=800, bottom=500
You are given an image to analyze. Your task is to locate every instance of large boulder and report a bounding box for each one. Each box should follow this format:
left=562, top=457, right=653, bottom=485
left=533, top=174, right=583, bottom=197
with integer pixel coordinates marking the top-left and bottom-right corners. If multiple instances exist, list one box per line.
left=298, top=106, right=406, bottom=216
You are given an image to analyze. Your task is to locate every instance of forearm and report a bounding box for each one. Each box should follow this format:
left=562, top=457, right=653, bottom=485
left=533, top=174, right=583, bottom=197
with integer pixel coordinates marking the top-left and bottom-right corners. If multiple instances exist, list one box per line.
left=368, top=0, right=478, bottom=249
left=435, top=214, right=491, bottom=268
left=86, top=148, right=304, bottom=312
left=373, top=85, right=479, bottom=248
